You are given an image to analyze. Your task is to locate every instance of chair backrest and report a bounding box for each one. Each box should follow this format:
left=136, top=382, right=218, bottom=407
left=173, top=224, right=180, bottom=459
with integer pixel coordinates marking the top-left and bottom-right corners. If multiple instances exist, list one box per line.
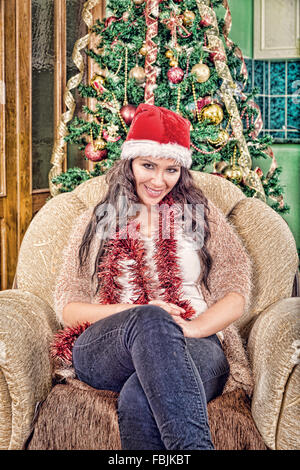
left=15, top=171, right=298, bottom=335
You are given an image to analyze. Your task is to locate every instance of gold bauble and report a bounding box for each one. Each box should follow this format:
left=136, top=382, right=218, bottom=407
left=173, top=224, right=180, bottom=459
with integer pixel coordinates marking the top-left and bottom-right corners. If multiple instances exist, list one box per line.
left=169, top=59, right=178, bottom=67
left=200, top=103, right=224, bottom=125
left=129, top=65, right=146, bottom=84
left=90, top=74, right=105, bottom=93
left=183, top=10, right=195, bottom=26
left=191, top=63, right=210, bottom=83
left=208, top=129, right=229, bottom=147
left=223, top=165, right=244, bottom=183
left=133, top=0, right=145, bottom=4
left=165, top=50, right=174, bottom=59
left=139, top=43, right=148, bottom=56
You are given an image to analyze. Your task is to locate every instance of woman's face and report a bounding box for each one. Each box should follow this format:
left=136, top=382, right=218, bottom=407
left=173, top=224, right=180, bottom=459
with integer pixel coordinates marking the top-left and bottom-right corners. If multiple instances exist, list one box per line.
left=131, top=156, right=181, bottom=208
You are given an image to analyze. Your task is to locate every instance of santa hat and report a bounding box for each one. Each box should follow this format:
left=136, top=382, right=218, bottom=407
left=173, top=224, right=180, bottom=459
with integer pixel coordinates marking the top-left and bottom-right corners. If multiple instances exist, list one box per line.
left=120, top=103, right=192, bottom=168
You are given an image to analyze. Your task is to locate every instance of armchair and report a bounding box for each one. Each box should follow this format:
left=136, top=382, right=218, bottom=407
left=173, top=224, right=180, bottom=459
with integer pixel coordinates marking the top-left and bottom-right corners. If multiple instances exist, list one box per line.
left=0, top=171, right=298, bottom=450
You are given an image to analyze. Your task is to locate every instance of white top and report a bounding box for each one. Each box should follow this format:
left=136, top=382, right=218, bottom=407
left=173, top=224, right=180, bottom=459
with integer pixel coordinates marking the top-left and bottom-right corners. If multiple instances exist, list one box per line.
left=117, top=229, right=208, bottom=319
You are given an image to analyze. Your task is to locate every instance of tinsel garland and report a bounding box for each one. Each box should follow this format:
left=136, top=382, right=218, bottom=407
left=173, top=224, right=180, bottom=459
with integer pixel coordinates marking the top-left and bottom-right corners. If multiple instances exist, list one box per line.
left=51, top=193, right=196, bottom=365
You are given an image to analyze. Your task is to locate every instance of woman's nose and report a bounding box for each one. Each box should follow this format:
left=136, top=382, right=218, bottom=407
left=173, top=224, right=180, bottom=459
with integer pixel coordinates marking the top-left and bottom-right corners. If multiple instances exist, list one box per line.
left=151, top=172, right=166, bottom=187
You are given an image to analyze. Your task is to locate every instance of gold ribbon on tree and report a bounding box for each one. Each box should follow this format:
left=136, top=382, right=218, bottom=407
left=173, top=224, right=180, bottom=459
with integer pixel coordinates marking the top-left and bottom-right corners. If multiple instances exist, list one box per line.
left=49, top=0, right=102, bottom=196
left=196, top=0, right=266, bottom=202
left=144, top=0, right=160, bottom=104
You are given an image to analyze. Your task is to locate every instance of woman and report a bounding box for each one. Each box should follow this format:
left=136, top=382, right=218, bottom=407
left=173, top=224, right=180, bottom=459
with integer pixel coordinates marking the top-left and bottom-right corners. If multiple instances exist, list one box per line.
left=54, top=104, right=253, bottom=450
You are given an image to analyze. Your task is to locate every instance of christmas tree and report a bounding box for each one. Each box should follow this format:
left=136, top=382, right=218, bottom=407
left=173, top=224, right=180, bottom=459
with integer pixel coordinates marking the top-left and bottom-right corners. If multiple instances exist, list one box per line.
left=51, top=0, right=289, bottom=214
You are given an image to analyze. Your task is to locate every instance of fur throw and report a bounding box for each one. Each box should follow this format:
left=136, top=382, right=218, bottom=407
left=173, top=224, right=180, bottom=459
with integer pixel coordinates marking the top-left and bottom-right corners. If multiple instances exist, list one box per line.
left=24, top=378, right=267, bottom=450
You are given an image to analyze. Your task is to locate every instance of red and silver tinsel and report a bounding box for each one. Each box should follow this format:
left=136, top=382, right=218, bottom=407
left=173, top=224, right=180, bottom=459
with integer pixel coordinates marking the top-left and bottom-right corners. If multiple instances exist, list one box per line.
left=51, top=194, right=196, bottom=365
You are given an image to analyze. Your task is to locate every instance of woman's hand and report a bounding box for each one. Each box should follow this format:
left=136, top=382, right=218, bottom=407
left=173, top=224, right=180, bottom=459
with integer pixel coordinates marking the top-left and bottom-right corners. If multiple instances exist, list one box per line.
left=148, top=299, right=185, bottom=317
left=170, top=315, right=202, bottom=338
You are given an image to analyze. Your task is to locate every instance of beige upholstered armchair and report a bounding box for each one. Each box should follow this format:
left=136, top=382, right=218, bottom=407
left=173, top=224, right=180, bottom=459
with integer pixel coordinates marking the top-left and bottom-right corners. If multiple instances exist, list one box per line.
left=0, top=172, right=299, bottom=450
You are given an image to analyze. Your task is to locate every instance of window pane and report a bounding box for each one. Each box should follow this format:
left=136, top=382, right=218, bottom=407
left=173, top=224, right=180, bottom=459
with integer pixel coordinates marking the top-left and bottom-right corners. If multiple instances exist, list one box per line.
left=32, top=0, right=54, bottom=190
left=66, top=0, right=88, bottom=170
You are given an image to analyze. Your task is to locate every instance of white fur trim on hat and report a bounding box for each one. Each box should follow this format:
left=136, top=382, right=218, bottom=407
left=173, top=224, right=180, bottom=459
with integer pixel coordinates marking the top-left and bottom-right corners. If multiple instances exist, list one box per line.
left=120, top=139, right=192, bottom=168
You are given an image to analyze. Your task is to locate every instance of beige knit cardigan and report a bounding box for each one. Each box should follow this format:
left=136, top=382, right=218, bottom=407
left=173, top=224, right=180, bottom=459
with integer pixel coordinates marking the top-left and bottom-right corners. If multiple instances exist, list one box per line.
left=54, top=199, right=254, bottom=396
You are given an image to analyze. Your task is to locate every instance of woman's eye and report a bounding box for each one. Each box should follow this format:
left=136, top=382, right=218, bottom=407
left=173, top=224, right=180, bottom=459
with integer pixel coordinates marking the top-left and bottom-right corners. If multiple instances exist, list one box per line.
left=143, top=163, right=178, bottom=173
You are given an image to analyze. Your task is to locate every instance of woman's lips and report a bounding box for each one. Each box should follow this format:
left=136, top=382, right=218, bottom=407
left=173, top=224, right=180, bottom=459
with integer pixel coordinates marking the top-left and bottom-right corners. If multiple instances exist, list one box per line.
left=144, top=184, right=164, bottom=198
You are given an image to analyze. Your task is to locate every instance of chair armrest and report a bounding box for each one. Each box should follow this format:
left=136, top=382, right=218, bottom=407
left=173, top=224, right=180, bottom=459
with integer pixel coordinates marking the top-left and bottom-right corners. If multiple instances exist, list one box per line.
left=0, top=289, right=60, bottom=449
left=247, top=297, right=300, bottom=450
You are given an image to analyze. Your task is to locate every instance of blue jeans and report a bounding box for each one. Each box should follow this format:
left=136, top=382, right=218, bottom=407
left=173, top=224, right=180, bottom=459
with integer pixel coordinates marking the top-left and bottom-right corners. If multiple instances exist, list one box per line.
left=72, top=305, right=230, bottom=450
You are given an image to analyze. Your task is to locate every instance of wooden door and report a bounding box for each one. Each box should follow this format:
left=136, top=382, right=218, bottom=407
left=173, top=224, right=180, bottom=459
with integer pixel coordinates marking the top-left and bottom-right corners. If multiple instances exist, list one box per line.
left=0, top=0, right=105, bottom=290
left=0, top=0, right=32, bottom=290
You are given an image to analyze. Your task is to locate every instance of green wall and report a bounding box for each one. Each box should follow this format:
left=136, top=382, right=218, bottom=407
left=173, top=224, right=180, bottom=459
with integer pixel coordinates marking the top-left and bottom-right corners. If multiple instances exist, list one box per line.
left=225, top=0, right=299, bottom=253
left=253, top=145, right=300, bottom=250
left=216, top=0, right=253, bottom=58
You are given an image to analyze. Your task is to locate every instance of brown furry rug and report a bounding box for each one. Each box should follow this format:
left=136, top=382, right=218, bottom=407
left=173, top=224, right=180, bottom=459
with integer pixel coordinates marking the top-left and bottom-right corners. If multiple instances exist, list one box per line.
left=23, top=378, right=267, bottom=450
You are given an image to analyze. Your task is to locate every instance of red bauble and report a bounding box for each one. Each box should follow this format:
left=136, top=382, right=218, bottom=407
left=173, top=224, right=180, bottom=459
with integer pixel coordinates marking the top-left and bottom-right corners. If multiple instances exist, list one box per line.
left=167, top=67, right=184, bottom=84
left=84, top=143, right=107, bottom=162
left=120, top=104, right=137, bottom=126
left=197, top=96, right=212, bottom=111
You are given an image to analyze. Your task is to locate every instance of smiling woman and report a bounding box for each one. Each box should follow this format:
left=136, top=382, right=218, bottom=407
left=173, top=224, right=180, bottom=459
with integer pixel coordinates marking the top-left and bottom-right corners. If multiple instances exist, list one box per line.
left=132, top=156, right=181, bottom=207
left=53, top=103, right=254, bottom=450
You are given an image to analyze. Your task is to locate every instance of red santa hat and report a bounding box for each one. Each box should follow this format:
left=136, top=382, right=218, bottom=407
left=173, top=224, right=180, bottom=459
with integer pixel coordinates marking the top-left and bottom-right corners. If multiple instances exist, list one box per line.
left=120, top=103, right=192, bottom=168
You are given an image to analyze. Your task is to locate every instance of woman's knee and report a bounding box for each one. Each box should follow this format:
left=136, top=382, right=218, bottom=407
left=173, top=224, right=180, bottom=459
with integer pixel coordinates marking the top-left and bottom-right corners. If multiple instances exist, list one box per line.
left=132, top=304, right=176, bottom=325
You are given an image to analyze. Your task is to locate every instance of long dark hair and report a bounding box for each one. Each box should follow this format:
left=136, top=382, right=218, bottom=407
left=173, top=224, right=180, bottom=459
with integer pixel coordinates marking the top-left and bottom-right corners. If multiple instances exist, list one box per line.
left=78, top=159, right=212, bottom=295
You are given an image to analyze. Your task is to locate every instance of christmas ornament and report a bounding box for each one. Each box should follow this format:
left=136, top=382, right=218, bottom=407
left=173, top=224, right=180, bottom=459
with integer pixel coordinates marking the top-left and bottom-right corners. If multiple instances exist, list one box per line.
left=139, top=42, right=148, bottom=56
left=122, top=11, right=130, bottom=22
left=90, top=74, right=105, bottom=94
left=191, top=62, right=210, bottom=83
left=182, top=11, right=195, bottom=26
left=223, top=146, right=243, bottom=183
left=197, top=96, right=212, bottom=111
left=120, top=104, right=137, bottom=126
left=223, top=165, right=243, bottom=183
left=200, top=103, right=223, bottom=125
left=165, top=49, right=174, bottom=59
left=133, top=0, right=145, bottom=4
left=103, top=124, right=121, bottom=143
left=85, top=142, right=107, bottom=162
left=169, top=59, right=178, bottom=67
left=85, top=117, right=107, bottom=162
left=208, top=129, right=229, bottom=147
left=167, top=66, right=184, bottom=84
left=129, top=65, right=146, bottom=84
